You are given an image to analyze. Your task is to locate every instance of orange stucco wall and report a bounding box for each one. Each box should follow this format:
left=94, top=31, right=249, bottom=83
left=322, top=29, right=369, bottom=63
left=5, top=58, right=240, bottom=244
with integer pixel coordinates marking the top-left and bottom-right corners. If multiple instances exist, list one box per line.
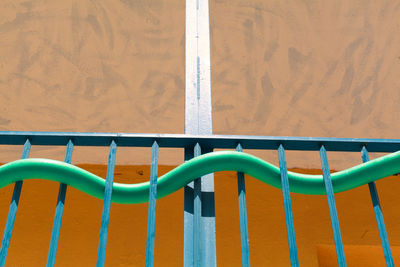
left=1, top=165, right=400, bottom=266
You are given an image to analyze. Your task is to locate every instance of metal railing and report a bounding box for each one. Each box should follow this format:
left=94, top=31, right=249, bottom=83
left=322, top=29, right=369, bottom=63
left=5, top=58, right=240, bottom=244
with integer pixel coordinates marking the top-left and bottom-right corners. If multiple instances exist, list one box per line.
left=0, top=131, right=397, bottom=266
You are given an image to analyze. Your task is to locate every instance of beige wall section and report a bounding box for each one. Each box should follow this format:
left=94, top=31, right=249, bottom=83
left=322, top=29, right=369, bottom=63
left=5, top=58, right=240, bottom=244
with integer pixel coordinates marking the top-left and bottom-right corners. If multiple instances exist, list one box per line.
left=211, top=0, right=400, bottom=138
left=0, top=0, right=186, bottom=164
left=0, top=0, right=399, bottom=167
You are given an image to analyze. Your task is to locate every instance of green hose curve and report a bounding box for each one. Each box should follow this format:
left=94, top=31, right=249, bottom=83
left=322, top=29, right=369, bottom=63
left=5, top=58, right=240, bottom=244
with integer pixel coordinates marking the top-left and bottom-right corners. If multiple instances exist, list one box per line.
left=0, top=151, right=399, bottom=204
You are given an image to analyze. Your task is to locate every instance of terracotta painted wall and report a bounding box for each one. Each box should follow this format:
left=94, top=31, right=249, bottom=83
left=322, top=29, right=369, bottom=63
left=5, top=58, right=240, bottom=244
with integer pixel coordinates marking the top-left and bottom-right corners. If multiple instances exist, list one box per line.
left=1, top=166, right=400, bottom=266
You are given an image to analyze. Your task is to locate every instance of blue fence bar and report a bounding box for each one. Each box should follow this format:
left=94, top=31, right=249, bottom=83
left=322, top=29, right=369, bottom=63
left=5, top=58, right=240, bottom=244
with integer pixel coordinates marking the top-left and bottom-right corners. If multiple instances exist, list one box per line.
left=278, top=145, right=299, bottom=267
left=96, top=140, right=117, bottom=267
left=183, top=144, right=215, bottom=267
left=145, top=141, right=159, bottom=267
left=0, top=139, right=31, bottom=266
left=198, top=146, right=216, bottom=266
left=319, top=145, right=346, bottom=267
left=47, top=140, right=74, bottom=267
left=361, top=146, right=394, bottom=266
left=183, top=148, right=195, bottom=267
left=235, top=143, right=250, bottom=267
left=193, top=143, right=202, bottom=267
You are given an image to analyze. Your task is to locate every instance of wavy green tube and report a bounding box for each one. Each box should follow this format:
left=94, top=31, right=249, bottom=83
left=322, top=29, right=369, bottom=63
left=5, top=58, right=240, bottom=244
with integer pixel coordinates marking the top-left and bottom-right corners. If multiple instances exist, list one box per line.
left=0, top=151, right=399, bottom=204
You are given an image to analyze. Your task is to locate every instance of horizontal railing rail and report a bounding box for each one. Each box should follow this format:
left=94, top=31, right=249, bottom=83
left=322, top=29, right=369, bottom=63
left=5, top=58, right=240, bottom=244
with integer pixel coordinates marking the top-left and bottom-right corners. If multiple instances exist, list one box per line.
left=0, top=131, right=400, bottom=152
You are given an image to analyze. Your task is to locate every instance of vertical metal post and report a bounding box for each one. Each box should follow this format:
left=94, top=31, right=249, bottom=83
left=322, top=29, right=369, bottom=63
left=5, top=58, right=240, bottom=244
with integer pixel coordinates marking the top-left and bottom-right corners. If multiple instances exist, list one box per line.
left=278, top=145, right=299, bottom=267
left=47, top=140, right=74, bottom=267
left=361, top=146, right=394, bottom=266
left=184, top=0, right=216, bottom=266
left=184, top=148, right=195, bottom=266
left=319, top=145, right=346, bottom=267
left=96, top=140, right=117, bottom=267
left=145, top=141, right=159, bottom=267
left=193, top=143, right=202, bottom=267
left=236, top=143, right=250, bottom=267
left=0, top=139, right=31, bottom=266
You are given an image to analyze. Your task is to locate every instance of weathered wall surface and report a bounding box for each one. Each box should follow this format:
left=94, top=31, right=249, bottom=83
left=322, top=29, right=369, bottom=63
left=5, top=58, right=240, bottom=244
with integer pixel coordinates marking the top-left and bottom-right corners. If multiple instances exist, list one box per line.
left=0, top=0, right=400, bottom=167
left=0, top=0, right=186, bottom=164
left=1, top=1, right=400, bottom=266
left=210, top=0, right=400, bottom=139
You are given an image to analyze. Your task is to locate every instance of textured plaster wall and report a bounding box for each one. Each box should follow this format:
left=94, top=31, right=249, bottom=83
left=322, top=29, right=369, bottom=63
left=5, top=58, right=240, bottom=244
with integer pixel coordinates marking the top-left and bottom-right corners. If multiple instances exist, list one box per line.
left=1, top=1, right=400, bottom=266
left=0, top=0, right=400, bottom=167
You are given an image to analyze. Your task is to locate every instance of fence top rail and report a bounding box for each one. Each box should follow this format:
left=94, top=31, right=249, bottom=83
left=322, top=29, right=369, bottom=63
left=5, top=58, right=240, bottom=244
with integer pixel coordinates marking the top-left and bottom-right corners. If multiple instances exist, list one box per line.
left=0, top=131, right=399, bottom=152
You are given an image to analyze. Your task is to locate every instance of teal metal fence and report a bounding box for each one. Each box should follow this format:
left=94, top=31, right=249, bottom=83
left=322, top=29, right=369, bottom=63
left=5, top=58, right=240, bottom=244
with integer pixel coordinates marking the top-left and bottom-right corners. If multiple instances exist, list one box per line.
left=0, top=131, right=398, bottom=266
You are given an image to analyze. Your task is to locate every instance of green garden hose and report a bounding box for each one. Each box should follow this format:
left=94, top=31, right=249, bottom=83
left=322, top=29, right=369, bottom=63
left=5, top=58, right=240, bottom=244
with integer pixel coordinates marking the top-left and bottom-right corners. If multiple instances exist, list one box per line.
left=0, top=150, right=399, bottom=204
